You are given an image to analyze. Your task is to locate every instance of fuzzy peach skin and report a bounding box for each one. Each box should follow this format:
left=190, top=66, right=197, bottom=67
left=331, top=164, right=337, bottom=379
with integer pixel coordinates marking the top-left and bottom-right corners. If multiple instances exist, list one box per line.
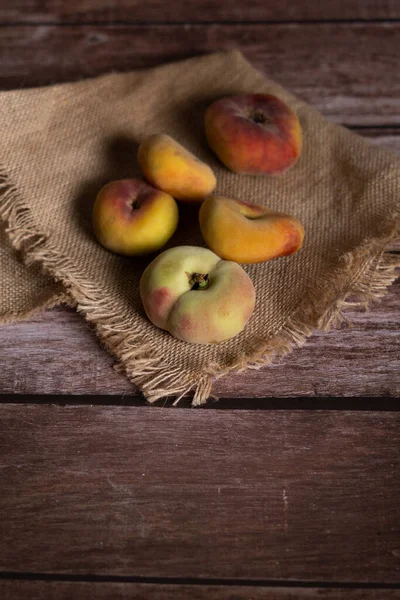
left=140, top=246, right=255, bottom=344
left=92, top=178, right=179, bottom=256
left=199, top=196, right=305, bottom=264
left=138, top=134, right=216, bottom=202
left=205, top=94, right=302, bottom=175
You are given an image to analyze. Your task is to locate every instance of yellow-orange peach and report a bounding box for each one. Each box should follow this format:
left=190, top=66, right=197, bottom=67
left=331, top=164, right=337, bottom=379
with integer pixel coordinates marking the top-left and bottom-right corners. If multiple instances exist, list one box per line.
left=92, top=178, right=178, bottom=256
left=140, top=246, right=255, bottom=344
left=138, top=134, right=216, bottom=202
left=205, top=94, right=302, bottom=175
left=199, top=196, right=304, bottom=264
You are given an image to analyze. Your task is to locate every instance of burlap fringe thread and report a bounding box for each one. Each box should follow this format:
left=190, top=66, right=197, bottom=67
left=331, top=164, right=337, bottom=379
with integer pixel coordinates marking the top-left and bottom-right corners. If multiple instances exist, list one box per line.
left=0, top=289, right=73, bottom=325
left=1, top=169, right=399, bottom=405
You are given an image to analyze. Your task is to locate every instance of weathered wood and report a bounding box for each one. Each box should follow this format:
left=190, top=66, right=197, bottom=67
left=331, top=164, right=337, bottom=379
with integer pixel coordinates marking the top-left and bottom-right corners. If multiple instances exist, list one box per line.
left=1, top=3, right=399, bottom=594
left=0, top=405, right=399, bottom=580
left=0, top=281, right=398, bottom=398
left=0, top=24, right=399, bottom=125
left=1, top=581, right=400, bottom=600
left=358, top=129, right=400, bottom=154
left=1, top=0, right=399, bottom=24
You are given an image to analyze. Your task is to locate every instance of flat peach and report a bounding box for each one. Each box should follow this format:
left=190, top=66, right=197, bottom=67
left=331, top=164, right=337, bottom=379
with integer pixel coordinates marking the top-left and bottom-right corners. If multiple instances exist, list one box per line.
left=138, top=134, right=216, bottom=202
left=140, top=246, right=255, bottom=344
left=199, top=196, right=304, bottom=264
left=92, top=178, right=178, bottom=256
left=205, top=94, right=302, bottom=175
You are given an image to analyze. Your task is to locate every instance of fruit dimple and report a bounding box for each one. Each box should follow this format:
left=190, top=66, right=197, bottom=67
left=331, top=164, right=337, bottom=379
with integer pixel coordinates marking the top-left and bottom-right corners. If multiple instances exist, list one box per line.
left=236, top=199, right=266, bottom=220
left=248, top=110, right=270, bottom=125
left=130, top=197, right=141, bottom=210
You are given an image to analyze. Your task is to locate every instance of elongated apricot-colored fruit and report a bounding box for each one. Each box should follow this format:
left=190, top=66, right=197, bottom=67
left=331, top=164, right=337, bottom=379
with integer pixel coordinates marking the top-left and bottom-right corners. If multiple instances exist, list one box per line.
left=138, top=134, right=216, bottom=202
left=199, top=196, right=304, bottom=264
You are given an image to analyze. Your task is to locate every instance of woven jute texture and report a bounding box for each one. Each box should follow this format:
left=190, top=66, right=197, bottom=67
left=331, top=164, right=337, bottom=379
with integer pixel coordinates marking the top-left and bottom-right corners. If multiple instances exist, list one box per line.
left=0, top=225, right=65, bottom=323
left=0, top=51, right=399, bottom=404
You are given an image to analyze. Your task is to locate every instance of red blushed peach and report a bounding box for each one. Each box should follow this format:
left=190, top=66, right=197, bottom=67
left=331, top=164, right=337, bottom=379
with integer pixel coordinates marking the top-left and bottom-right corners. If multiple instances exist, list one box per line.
left=199, top=196, right=304, bottom=264
left=140, top=246, right=255, bottom=344
left=92, top=179, right=179, bottom=256
left=205, top=94, right=302, bottom=175
left=138, top=134, right=216, bottom=202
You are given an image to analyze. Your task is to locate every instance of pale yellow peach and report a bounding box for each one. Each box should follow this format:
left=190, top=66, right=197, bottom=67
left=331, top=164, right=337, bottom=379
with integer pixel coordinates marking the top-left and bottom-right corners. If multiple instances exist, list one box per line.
left=140, top=246, right=255, bottom=344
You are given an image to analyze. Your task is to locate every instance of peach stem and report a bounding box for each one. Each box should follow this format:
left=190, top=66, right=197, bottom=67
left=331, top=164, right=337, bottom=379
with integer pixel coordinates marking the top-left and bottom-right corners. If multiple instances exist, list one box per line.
left=185, top=272, right=210, bottom=290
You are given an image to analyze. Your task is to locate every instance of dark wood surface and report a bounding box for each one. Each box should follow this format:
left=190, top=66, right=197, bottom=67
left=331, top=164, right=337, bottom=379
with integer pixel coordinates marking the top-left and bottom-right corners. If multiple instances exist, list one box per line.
left=1, top=405, right=400, bottom=581
left=1, top=581, right=400, bottom=600
left=1, top=23, right=399, bottom=126
left=2, top=582, right=400, bottom=600
left=1, top=0, right=399, bottom=23
left=1, top=1, right=400, bottom=598
left=1, top=282, right=399, bottom=397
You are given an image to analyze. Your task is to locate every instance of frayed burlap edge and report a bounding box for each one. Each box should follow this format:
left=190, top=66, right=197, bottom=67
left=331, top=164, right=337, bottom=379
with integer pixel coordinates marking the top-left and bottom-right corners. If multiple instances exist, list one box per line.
left=1, top=169, right=399, bottom=405
left=0, top=291, right=74, bottom=325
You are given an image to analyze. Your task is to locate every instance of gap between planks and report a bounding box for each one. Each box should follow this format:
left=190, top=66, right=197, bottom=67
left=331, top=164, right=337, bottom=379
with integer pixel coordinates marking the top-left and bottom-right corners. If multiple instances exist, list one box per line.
left=1, top=580, right=400, bottom=600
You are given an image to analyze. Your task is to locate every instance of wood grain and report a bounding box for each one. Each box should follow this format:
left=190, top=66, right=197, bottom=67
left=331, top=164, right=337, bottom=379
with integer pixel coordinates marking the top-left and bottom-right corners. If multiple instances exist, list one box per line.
left=1, top=581, right=400, bottom=600
left=0, top=24, right=399, bottom=125
left=0, top=281, right=398, bottom=398
left=1, top=0, right=399, bottom=24
left=359, top=129, right=400, bottom=154
left=1, top=1, right=399, bottom=593
left=0, top=405, right=399, bottom=580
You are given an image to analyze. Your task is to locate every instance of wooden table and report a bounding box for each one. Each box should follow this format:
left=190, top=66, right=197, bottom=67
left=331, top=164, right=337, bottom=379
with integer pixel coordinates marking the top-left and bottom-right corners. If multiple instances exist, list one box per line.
left=0, top=2, right=399, bottom=598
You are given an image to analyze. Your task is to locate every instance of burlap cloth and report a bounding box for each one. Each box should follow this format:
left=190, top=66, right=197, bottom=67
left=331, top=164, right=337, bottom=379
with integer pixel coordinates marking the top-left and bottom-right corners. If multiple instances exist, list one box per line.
left=0, top=51, right=399, bottom=404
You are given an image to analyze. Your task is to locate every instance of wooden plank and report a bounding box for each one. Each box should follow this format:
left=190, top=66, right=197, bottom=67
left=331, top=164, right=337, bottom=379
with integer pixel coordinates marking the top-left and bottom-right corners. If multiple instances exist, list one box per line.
left=358, top=129, right=400, bottom=154
left=0, top=405, right=399, bottom=580
left=0, top=281, right=398, bottom=398
left=1, top=581, right=400, bottom=600
left=0, top=24, right=399, bottom=124
left=0, top=0, right=399, bottom=24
